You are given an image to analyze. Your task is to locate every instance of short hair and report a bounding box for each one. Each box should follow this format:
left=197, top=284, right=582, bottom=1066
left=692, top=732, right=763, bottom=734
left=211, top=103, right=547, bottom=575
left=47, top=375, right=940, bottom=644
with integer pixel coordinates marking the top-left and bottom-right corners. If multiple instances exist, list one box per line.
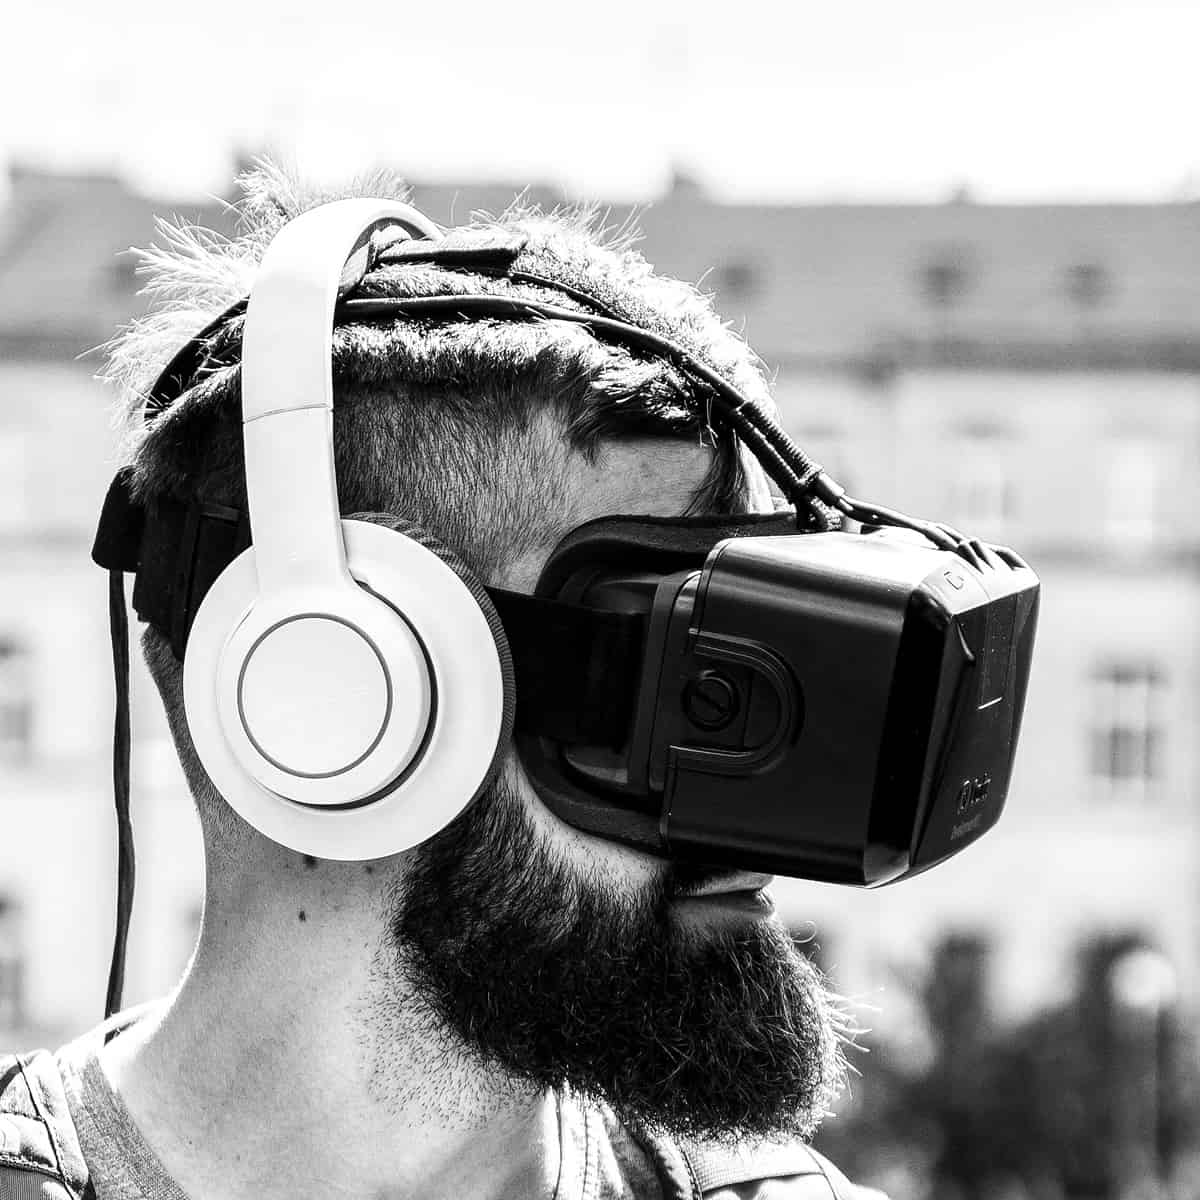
left=104, top=160, right=778, bottom=857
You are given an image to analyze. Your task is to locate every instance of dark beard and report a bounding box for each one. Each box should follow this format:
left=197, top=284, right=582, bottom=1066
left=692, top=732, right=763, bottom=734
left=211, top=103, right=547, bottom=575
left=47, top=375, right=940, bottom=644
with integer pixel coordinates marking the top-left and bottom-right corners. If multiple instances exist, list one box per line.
left=391, top=769, right=846, bottom=1144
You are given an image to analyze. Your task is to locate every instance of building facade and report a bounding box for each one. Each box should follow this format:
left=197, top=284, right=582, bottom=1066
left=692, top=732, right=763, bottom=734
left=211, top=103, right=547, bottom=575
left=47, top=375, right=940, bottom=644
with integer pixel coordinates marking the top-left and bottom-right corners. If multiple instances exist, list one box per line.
left=0, top=166, right=1196, bottom=1048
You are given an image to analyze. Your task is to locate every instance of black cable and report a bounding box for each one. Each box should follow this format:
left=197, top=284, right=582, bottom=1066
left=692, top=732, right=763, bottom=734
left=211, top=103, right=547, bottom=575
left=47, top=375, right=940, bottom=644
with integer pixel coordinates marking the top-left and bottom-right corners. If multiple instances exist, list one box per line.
left=341, top=295, right=819, bottom=498
left=505, top=276, right=840, bottom=507
left=835, top=494, right=961, bottom=552
left=146, top=282, right=832, bottom=514
left=105, top=569, right=135, bottom=1020
left=149, top=286, right=977, bottom=556
left=339, top=295, right=986, bottom=550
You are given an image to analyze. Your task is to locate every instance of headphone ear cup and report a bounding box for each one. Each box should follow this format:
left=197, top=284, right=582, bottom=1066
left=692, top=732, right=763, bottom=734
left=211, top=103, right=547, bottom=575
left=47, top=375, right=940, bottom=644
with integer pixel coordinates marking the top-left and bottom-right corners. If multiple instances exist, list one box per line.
left=348, top=512, right=517, bottom=803
left=185, top=510, right=515, bottom=859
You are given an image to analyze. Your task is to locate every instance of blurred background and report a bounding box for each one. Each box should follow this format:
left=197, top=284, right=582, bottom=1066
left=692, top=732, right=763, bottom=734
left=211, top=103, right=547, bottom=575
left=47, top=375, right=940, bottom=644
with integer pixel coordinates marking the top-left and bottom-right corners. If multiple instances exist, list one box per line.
left=2, top=1, right=1199, bottom=1196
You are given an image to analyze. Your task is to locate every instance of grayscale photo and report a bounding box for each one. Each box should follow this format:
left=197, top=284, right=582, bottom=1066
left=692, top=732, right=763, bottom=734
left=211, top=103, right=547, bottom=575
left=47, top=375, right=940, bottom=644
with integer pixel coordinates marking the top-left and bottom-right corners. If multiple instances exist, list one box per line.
left=0, top=2, right=1196, bottom=1198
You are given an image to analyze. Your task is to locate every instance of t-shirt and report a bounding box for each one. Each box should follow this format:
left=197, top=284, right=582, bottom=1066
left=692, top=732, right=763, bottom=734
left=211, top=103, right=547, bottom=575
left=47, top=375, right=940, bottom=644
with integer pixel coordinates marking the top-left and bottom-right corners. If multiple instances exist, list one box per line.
left=52, top=1012, right=666, bottom=1200
left=33, top=1009, right=870, bottom=1200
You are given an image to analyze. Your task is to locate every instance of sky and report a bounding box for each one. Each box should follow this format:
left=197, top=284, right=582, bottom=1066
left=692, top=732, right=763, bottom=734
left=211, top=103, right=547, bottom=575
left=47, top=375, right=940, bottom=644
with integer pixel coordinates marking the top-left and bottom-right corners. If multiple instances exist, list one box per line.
left=1, top=0, right=1198, bottom=204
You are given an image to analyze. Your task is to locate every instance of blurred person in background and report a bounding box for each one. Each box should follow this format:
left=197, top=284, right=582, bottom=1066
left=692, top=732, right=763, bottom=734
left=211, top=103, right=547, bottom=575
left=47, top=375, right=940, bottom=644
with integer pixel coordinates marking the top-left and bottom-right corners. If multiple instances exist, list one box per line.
left=0, top=164, right=884, bottom=1200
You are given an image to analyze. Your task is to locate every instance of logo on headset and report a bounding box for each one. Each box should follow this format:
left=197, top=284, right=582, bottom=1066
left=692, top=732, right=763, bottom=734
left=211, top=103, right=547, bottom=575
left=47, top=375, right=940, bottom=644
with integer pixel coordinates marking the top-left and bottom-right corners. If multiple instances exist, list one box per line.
left=955, top=774, right=991, bottom=816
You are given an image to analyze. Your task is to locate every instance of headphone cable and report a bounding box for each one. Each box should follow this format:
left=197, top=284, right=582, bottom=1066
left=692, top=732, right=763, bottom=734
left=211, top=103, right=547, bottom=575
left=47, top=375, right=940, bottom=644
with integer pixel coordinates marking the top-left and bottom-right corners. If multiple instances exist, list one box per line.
left=105, top=569, right=135, bottom=1021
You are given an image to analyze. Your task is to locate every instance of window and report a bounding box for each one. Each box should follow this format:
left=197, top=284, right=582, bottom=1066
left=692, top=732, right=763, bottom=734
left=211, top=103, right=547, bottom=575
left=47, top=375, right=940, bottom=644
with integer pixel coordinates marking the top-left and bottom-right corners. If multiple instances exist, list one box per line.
left=0, top=433, right=33, bottom=532
left=712, top=259, right=761, bottom=303
left=1106, top=440, right=1158, bottom=550
left=946, top=429, right=1016, bottom=540
left=918, top=247, right=974, bottom=308
left=1064, top=261, right=1111, bottom=309
left=0, top=897, right=24, bottom=1029
left=107, top=254, right=139, bottom=296
left=1089, top=661, right=1165, bottom=802
left=0, top=637, right=33, bottom=765
left=948, top=459, right=1015, bottom=535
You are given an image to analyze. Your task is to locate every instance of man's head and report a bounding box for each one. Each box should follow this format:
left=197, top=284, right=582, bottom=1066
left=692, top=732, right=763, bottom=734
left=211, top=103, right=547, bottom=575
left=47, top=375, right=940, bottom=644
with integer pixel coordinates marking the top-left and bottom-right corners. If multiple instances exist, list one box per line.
left=107, top=162, right=847, bottom=1143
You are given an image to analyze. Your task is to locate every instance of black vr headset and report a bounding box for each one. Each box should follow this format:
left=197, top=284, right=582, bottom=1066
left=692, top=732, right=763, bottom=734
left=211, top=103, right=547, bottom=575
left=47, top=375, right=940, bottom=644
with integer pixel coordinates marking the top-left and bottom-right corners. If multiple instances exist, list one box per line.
left=92, top=207, right=1039, bottom=1012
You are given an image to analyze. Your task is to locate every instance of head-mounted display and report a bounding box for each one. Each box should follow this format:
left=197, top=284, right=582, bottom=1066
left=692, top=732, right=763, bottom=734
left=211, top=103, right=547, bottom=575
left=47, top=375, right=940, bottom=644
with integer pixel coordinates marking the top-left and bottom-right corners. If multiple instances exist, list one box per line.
left=91, top=200, right=1041, bottom=1018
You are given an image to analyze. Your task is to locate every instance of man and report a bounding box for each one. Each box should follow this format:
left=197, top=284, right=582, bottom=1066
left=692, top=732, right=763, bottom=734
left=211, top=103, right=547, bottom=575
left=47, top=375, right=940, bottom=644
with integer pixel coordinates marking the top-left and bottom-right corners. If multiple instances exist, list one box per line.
left=3, top=164, right=883, bottom=1199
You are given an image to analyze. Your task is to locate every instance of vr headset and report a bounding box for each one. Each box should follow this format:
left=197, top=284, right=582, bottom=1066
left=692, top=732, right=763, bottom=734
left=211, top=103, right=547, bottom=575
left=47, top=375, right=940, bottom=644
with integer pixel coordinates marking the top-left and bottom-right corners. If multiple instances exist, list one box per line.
left=92, top=200, right=1039, bottom=1013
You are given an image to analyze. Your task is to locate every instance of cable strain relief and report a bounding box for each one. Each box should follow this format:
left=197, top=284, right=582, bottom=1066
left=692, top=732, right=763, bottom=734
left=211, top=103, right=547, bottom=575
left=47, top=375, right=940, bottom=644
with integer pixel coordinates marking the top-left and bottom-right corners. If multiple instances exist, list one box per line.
left=805, top=469, right=847, bottom=507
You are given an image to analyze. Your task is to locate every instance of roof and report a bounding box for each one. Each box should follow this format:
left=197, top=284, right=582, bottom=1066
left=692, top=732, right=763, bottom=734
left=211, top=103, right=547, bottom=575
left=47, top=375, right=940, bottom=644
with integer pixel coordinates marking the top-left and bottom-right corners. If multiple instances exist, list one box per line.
left=3, top=165, right=1199, bottom=368
left=634, top=193, right=1200, bottom=368
left=0, top=165, right=229, bottom=358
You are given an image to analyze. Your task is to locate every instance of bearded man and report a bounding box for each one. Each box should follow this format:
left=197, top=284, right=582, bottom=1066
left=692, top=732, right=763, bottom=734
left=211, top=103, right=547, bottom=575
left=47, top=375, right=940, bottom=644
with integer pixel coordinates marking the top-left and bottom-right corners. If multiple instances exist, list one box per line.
left=0, top=164, right=885, bottom=1200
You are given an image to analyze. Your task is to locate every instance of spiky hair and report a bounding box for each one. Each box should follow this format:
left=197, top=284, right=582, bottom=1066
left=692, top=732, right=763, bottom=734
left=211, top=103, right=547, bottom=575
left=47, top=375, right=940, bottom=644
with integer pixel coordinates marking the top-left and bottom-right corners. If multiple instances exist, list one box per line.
left=104, top=159, right=775, bottom=855
left=103, top=160, right=776, bottom=495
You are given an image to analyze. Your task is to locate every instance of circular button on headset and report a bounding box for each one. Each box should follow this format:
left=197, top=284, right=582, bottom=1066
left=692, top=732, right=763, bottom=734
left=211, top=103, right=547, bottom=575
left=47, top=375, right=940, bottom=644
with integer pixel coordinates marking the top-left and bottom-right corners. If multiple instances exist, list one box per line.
left=238, top=615, right=394, bottom=779
left=682, top=669, right=741, bottom=732
left=216, top=593, right=435, bottom=809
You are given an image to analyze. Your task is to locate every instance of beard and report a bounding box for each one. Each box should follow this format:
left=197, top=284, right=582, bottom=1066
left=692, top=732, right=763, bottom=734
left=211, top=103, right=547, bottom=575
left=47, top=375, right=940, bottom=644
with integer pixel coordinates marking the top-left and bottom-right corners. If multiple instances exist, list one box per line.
left=389, top=765, right=847, bottom=1144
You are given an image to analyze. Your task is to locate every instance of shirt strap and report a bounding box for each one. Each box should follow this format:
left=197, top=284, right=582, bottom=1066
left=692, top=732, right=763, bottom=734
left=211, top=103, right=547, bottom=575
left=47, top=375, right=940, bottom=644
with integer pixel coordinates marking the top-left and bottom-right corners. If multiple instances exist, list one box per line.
left=678, top=1136, right=861, bottom=1198
left=0, top=1050, right=91, bottom=1198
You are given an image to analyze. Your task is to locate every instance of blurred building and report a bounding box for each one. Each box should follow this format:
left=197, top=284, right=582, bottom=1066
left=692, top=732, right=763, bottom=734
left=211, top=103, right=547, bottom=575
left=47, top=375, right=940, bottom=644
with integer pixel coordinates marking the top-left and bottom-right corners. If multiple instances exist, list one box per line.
left=624, top=181, right=1200, bottom=1031
left=0, top=165, right=1197, bottom=1046
left=0, top=167, right=225, bottom=1044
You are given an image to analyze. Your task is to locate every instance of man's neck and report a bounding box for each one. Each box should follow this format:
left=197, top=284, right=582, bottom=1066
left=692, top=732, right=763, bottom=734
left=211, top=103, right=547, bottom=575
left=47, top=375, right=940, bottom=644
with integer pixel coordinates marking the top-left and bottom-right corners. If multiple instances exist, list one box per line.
left=98, top=889, right=560, bottom=1200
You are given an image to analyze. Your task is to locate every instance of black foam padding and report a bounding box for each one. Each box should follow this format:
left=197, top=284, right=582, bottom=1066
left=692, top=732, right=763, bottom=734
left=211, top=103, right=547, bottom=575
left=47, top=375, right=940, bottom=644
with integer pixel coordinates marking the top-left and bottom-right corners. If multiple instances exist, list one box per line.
left=92, top=468, right=144, bottom=572
left=376, top=234, right=528, bottom=269
left=485, top=588, right=646, bottom=747
left=107, top=488, right=249, bottom=662
left=142, top=298, right=248, bottom=423
left=345, top=513, right=517, bottom=806
left=534, top=511, right=803, bottom=598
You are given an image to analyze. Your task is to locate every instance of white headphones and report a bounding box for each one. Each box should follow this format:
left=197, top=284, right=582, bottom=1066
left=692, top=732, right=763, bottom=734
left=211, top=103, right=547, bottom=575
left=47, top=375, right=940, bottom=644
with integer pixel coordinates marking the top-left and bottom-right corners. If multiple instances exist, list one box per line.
left=181, top=200, right=514, bottom=860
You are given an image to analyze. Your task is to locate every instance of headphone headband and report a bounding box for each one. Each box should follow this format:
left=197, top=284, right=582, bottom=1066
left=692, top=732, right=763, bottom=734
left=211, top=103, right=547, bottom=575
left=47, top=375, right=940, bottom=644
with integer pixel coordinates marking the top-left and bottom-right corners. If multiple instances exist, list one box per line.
left=240, top=201, right=443, bottom=594
left=170, top=201, right=514, bottom=855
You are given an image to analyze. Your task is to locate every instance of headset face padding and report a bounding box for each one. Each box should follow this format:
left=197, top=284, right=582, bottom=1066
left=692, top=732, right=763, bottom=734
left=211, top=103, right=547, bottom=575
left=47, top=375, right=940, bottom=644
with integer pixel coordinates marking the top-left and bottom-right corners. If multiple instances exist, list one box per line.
left=181, top=200, right=513, bottom=861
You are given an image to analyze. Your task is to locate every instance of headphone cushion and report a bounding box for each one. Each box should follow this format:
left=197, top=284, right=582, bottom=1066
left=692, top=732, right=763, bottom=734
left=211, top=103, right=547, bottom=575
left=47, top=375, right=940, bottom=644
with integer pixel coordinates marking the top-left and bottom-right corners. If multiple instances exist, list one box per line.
left=347, top=512, right=516, bottom=804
